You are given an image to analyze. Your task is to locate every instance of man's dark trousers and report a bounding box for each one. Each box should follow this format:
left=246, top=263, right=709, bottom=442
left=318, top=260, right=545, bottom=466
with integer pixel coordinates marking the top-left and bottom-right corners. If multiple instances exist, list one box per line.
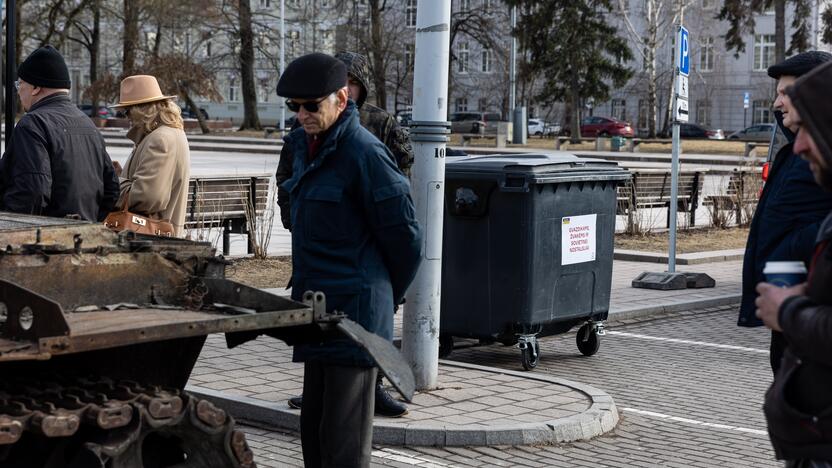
left=301, top=362, right=377, bottom=468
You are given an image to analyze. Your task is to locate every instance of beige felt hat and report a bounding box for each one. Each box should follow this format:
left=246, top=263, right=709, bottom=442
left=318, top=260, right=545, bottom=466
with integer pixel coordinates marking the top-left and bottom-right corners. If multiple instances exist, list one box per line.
left=112, top=75, right=177, bottom=108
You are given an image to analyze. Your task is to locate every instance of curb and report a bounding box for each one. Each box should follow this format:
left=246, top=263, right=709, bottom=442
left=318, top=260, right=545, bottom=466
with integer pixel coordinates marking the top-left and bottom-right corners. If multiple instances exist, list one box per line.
left=614, top=249, right=744, bottom=265
left=608, top=293, right=740, bottom=322
left=187, top=360, right=618, bottom=447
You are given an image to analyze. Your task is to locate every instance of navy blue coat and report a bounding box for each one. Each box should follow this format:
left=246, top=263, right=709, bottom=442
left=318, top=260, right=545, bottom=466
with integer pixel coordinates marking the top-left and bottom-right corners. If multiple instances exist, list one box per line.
left=738, top=114, right=832, bottom=326
left=283, top=102, right=423, bottom=366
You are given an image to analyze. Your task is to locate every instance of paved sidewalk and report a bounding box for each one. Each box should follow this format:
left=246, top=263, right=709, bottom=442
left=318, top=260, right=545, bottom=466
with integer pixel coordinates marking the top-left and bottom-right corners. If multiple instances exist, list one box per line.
left=190, top=257, right=741, bottom=448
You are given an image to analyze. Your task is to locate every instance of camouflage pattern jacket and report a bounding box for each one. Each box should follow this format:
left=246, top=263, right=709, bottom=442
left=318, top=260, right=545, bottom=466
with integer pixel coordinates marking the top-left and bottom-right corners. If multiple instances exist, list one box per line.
left=275, top=101, right=413, bottom=230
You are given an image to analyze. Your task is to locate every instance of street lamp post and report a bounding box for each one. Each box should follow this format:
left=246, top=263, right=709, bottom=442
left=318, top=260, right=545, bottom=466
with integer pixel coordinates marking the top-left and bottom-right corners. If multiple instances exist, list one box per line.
left=279, top=0, right=286, bottom=132
left=402, top=0, right=452, bottom=390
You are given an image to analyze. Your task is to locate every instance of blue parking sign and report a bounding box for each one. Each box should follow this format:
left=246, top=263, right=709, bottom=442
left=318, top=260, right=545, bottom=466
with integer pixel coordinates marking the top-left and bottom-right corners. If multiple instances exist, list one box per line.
left=678, top=26, right=690, bottom=76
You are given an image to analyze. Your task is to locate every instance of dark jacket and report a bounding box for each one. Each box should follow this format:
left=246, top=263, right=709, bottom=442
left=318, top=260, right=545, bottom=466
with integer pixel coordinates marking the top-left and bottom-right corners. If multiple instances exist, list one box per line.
left=0, top=93, right=119, bottom=221
left=276, top=102, right=413, bottom=229
left=737, top=112, right=832, bottom=326
left=765, top=214, right=832, bottom=460
left=283, top=103, right=423, bottom=366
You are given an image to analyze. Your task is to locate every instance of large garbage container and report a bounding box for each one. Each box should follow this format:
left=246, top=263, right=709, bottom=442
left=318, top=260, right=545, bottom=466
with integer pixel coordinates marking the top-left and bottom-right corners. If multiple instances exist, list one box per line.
left=611, top=136, right=626, bottom=152
left=439, top=153, right=630, bottom=370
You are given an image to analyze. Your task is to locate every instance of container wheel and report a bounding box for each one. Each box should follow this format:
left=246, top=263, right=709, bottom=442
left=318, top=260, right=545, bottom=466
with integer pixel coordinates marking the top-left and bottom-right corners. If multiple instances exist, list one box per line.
left=439, top=334, right=454, bottom=359
left=520, top=341, right=539, bottom=371
left=576, top=324, right=601, bottom=356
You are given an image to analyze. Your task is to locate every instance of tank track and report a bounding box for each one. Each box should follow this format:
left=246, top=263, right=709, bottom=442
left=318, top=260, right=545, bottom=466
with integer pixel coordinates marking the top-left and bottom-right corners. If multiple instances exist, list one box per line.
left=0, top=376, right=256, bottom=468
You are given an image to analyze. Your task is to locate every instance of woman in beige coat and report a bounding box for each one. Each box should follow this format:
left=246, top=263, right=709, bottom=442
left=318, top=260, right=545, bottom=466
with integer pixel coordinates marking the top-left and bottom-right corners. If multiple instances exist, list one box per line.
left=113, top=75, right=190, bottom=236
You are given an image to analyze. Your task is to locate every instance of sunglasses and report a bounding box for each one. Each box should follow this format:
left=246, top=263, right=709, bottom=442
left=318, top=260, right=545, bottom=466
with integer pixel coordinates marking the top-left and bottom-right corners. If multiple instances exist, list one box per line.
left=285, top=96, right=329, bottom=113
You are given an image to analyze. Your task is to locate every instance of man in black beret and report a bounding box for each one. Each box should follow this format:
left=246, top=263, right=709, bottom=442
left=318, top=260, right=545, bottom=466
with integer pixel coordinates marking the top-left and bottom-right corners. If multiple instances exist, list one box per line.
left=739, top=50, right=832, bottom=374
left=277, top=52, right=423, bottom=468
left=0, top=45, right=119, bottom=221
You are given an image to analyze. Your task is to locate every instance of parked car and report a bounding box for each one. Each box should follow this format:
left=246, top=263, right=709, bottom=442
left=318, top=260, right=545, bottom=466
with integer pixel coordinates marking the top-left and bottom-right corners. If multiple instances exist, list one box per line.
left=449, top=111, right=502, bottom=134
left=679, top=123, right=725, bottom=139
left=528, top=118, right=561, bottom=137
left=78, top=104, right=113, bottom=119
left=728, top=123, right=775, bottom=142
left=397, top=112, right=412, bottom=127
left=180, top=106, right=210, bottom=120
left=579, top=116, right=635, bottom=138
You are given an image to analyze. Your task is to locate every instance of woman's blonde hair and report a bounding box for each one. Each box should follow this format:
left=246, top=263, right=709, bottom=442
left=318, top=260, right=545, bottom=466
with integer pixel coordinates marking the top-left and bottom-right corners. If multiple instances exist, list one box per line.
left=127, top=98, right=184, bottom=133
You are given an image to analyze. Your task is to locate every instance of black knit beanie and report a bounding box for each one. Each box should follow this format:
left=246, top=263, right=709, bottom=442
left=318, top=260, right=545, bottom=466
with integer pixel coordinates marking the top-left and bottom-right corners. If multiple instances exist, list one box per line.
left=767, top=51, right=832, bottom=79
left=17, top=45, right=72, bottom=89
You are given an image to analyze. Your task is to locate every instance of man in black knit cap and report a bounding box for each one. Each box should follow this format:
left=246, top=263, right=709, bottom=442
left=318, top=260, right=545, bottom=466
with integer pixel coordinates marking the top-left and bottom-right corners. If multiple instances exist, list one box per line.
left=0, top=45, right=119, bottom=221
left=738, top=51, right=832, bottom=374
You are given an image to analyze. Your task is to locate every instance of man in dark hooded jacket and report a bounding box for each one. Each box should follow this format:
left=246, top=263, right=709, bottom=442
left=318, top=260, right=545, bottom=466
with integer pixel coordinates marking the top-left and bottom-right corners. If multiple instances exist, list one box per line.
left=738, top=51, right=832, bottom=374
left=0, top=45, right=119, bottom=220
left=277, top=51, right=415, bottom=417
left=755, top=61, right=832, bottom=465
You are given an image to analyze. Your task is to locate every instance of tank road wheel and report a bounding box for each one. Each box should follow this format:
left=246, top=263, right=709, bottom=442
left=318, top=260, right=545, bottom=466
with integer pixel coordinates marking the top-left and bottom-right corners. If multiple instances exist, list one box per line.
left=520, top=340, right=540, bottom=371
left=576, top=323, right=601, bottom=356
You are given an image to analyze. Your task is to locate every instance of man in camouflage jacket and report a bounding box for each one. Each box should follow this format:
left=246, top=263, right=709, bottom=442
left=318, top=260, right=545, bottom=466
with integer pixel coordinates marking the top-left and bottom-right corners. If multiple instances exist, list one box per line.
left=276, top=51, right=413, bottom=230
left=276, top=51, right=415, bottom=418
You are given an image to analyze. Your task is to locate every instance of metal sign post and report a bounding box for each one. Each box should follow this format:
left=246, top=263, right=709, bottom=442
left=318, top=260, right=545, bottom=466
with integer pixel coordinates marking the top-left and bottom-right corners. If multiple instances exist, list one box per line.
left=743, top=91, right=750, bottom=128
left=4, top=0, right=15, bottom=147
left=668, top=25, right=689, bottom=273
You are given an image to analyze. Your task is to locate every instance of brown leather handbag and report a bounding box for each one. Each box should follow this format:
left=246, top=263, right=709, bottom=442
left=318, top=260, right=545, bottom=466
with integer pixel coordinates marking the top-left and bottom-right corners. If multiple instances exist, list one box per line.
left=103, top=192, right=174, bottom=237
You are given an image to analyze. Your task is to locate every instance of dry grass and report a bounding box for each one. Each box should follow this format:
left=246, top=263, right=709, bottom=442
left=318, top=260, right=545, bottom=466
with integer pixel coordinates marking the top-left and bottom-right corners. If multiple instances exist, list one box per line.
left=226, top=256, right=292, bottom=289
left=615, top=227, right=749, bottom=254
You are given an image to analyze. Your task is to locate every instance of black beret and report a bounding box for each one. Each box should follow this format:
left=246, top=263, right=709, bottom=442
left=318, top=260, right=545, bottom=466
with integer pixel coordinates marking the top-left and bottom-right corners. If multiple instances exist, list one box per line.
left=18, top=45, right=71, bottom=89
left=767, top=51, right=832, bottom=79
left=276, top=53, right=347, bottom=99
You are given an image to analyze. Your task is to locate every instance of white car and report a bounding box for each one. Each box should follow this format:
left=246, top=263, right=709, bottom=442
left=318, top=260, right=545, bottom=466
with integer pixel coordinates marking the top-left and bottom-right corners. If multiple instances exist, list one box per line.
left=528, top=119, right=560, bottom=136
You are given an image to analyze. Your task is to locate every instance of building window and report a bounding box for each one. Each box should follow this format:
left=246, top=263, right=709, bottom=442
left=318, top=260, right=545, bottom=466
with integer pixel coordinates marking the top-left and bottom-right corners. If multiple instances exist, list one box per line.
left=228, top=77, right=239, bottom=102
left=611, top=99, right=626, bottom=121
left=459, top=0, right=471, bottom=12
left=455, top=98, right=468, bottom=112
left=287, top=30, right=300, bottom=58
left=320, top=29, right=334, bottom=53
left=752, top=99, right=772, bottom=124
left=457, top=42, right=469, bottom=73
left=753, top=34, right=775, bottom=71
left=478, top=97, right=487, bottom=111
left=702, top=0, right=714, bottom=8
left=406, top=0, right=417, bottom=27
left=481, top=46, right=492, bottom=73
left=696, top=99, right=711, bottom=126
left=638, top=99, right=649, bottom=130
left=699, top=36, right=714, bottom=72
left=259, top=0, right=270, bottom=7
left=483, top=0, right=492, bottom=12
left=404, top=44, right=414, bottom=71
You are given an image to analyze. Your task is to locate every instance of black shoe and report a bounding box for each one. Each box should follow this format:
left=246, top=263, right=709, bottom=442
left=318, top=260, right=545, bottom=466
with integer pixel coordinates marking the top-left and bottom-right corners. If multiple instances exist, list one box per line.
left=375, top=381, right=408, bottom=417
left=288, top=395, right=303, bottom=409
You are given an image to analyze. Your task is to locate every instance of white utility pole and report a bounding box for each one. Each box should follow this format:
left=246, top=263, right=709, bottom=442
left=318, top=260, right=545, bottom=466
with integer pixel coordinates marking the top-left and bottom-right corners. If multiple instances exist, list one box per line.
left=509, top=6, right=516, bottom=112
left=279, top=0, right=286, bottom=132
left=402, top=0, right=452, bottom=390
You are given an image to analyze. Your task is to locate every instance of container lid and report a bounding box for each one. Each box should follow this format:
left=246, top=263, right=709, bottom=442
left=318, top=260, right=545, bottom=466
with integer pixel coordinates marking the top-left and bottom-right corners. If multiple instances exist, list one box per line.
left=445, top=153, right=631, bottom=191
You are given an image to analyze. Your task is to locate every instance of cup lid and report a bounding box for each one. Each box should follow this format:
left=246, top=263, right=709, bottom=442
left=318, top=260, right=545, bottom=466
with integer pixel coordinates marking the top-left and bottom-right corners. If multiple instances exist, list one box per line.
left=763, top=261, right=807, bottom=274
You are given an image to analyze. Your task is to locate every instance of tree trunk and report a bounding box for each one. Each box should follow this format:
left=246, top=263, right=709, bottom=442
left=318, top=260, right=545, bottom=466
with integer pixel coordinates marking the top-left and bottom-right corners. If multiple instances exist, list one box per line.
left=90, top=0, right=100, bottom=115
left=774, top=0, right=786, bottom=63
left=570, top=73, right=581, bottom=144
left=369, top=0, right=387, bottom=109
left=122, top=0, right=140, bottom=76
left=238, top=0, right=261, bottom=130
left=182, top=86, right=210, bottom=134
left=152, top=21, right=163, bottom=59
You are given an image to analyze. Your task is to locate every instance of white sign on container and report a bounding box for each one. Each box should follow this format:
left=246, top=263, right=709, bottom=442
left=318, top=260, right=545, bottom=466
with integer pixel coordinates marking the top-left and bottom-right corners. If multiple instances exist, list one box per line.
left=562, top=214, right=597, bottom=265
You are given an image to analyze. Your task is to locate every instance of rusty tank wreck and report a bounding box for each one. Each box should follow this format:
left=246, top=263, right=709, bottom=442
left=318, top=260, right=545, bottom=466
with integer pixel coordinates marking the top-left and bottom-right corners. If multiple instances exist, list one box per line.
left=0, top=213, right=414, bottom=468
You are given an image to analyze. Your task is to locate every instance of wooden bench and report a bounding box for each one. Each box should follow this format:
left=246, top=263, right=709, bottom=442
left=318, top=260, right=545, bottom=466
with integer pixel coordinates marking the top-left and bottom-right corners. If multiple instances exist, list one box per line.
left=554, top=136, right=596, bottom=150
left=627, top=138, right=673, bottom=152
left=704, top=170, right=762, bottom=225
left=616, top=170, right=705, bottom=227
left=185, top=174, right=272, bottom=255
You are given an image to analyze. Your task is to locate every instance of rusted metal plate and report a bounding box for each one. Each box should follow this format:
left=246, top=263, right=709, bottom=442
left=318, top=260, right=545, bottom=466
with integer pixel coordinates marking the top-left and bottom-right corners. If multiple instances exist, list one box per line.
left=61, top=307, right=313, bottom=354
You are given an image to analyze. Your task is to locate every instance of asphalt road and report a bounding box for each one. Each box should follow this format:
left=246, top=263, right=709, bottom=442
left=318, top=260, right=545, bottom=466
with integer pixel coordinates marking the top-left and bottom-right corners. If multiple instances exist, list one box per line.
left=243, top=304, right=781, bottom=467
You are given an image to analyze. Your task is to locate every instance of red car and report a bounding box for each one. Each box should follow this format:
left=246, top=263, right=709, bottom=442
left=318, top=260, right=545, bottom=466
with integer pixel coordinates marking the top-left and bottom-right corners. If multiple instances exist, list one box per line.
left=580, top=116, right=635, bottom=137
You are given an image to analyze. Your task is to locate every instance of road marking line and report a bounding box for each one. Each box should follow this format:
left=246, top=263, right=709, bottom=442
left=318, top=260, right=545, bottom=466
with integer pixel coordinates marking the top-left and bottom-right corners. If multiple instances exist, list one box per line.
left=372, top=448, right=457, bottom=467
left=623, top=408, right=768, bottom=436
left=606, top=330, right=768, bottom=354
